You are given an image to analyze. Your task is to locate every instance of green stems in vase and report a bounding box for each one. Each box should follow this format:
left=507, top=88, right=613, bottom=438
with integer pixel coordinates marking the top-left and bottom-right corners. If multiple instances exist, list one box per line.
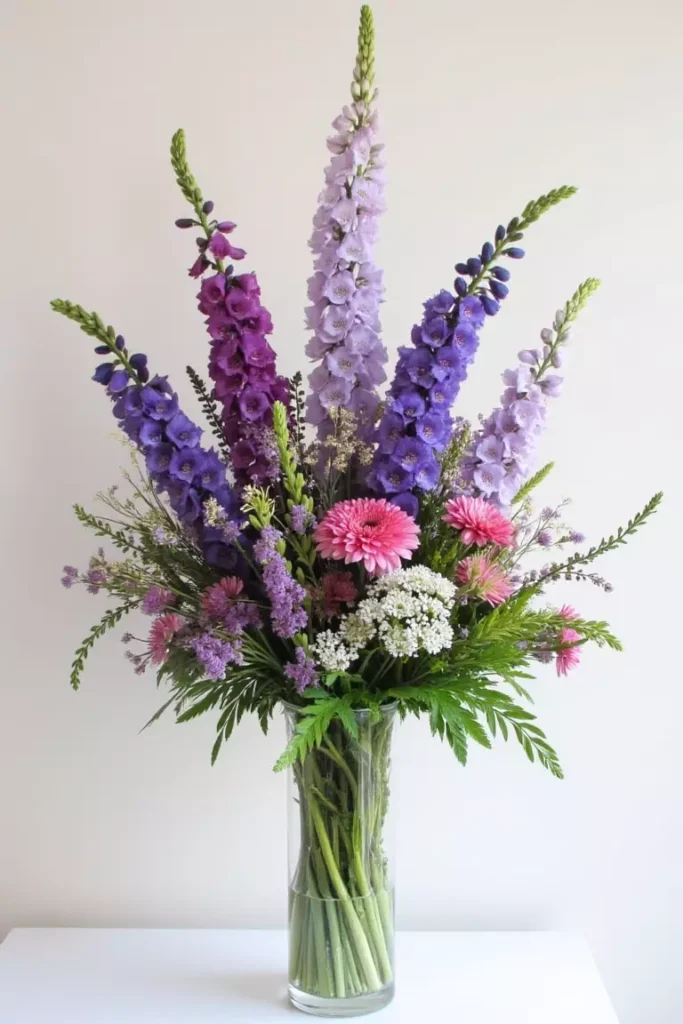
left=285, top=704, right=396, bottom=1014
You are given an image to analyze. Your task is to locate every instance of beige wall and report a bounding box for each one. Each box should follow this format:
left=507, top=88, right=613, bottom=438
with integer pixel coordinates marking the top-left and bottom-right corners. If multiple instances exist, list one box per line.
left=1, top=0, right=681, bottom=1021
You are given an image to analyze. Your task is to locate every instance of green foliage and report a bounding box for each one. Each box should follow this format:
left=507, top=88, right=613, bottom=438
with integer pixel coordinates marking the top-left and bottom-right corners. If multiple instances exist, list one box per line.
left=274, top=695, right=361, bottom=772
left=512, top=462, right=554, bottom=505
left=70, top=602, right=138, bottom=691
left=538, top=492, right=663, bottom=584
left=186, top=365, right=230, bottom=460
left=74, top=505, right=141, bottom=555
left=386, top=683, right=563, bottom=778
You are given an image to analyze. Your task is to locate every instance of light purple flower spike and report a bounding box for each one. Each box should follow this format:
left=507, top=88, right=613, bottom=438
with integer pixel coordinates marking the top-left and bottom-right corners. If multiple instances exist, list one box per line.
left=305, top=96, right=387, bottom=439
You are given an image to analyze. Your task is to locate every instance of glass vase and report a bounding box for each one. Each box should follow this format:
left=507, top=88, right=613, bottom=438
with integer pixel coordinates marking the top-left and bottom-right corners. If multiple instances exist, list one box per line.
left=285, top=702, right=396, bottom=1017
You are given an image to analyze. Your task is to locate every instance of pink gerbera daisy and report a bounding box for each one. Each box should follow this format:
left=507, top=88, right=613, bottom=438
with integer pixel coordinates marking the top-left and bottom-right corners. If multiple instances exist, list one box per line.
left=455, top=553, right=514, bottom=606
left=443, top=496, right=515, bottom=548
left=556, top=627, right=582, bottom=676
left=313, top=497, right=420, bottom=575
left=148, top=613, right=185, bottom=665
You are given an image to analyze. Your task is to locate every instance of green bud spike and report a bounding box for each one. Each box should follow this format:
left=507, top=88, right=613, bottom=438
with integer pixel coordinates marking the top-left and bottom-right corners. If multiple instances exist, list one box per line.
left=170, top=129, right=204, bottom=212
left=563, top=277, right=601, bottom=323
left=352, top=6, right=375, bottom=104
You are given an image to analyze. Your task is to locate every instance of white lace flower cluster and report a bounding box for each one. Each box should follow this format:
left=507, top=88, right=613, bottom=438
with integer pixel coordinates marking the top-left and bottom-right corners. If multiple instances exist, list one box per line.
left=313, top=566, right=456, bottom=671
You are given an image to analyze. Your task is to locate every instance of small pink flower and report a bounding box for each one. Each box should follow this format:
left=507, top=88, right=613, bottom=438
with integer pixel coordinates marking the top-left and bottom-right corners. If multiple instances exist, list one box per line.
left=148, top=613, right=185, bottom=665
left=556, top=627, right=582, bottom=676
left=314, top=498, right=420, bottom=575
left=559, top=604, right=579, bottom=620
left=443, top=496, right=515, bottom=548
left=321, top=571, right=358, bottom=616
left=455, top=554, right=514, bottom=606
left=201, top=576, right=244, bottom=620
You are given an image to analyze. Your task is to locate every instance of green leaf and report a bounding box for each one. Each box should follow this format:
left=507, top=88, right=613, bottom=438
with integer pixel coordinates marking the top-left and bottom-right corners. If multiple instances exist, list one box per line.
left=186, top=366, right=230, bottom=460
left=139, top=696, right=176, bottom=733
left=70, top=602, right=138, bottom=691
left=273, top=696, right=358, bottom=772
left=536, top=492, right=663, bottom=587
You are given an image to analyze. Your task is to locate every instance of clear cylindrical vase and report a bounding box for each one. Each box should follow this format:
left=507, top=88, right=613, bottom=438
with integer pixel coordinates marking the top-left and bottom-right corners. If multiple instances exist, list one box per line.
left=285, top=702, right=396, bottom=1017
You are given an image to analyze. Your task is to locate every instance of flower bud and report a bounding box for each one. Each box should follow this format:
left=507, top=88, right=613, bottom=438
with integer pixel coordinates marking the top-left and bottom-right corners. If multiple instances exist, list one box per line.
left=467, top=257, right=482, bottom=275
left=454, top=276, right=468, bottom=296
left=202, top=200, right=214, bottom=215
left=174, top=218, right=195, bottom=228
left=504, top=247, right=525, bottom=259
left=489, top=279, right=508, bottom=300
left=540, top=328, right=553, bottom=343
left=491, top=266, right=510, bottom=281
left=495, top=224, right=505, bottom=242
left=115, top=335, right=125, bottom=350
left=94, top=345, right=110, bottom=355
left=455, top=262, right=469, bottom=275
left=481, top=241, right=494, bottom=262
left=480, top=294, right=500, bottom=316
left=92, top=362, right=114, bottom=385
left=551, top=351, right=563, bottom=368
left=518, top=350, right=538, bottom=365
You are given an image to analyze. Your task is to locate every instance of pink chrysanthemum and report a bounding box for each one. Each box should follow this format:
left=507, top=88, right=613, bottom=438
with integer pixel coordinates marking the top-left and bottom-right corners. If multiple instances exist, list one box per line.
left=443, top=496, right=515, bottom=548
left=455, top=553, right=513, bottom=606
left=556, top=627, right=581, bottom=676
left=148, top=613, right=185, bottom=665
left=314, top=498, right=420, bottom=575
left=201, top=576, right=244, bottom=620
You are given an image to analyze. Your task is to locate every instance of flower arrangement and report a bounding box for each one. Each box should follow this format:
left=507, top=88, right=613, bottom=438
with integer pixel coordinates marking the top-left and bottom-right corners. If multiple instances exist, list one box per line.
left=54, top=6, right=661, bottom=1013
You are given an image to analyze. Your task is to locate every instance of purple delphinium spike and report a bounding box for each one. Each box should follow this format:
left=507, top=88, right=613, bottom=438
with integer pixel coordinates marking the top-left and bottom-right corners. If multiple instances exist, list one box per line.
left=171, top=129, right=288, bottom=486
left=197, top=263, right=289, bottom=486
left=370, top=189, right=579, bottom=513
left=304, top=8, right=387, bottom=439
left=68, top=313, right=244, bottom=570
left=456, top=284, right=598, bottom=508
left=369, top=232, right=527, bottom=509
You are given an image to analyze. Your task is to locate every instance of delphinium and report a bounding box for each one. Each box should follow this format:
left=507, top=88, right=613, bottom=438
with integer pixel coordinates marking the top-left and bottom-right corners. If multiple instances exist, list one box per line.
left=50, top=302, right=242, bottom=571
left=171, top=130, right=289, bottom=485
left=369, top=188, right=578, bottom=518
left=457, top=278, right=601, bottom=507
left=305, top=6, right=388, bottom=443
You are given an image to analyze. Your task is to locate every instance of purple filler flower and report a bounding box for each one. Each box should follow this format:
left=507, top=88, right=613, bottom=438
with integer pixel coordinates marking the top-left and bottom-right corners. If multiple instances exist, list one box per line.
left=284, top=647, right=320, bottom=694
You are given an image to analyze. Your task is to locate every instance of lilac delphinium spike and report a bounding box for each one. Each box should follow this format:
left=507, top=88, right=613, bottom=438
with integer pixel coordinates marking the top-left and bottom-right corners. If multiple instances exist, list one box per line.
left=50, top=301, right=242, bottom=572
left=171, top=129, right=289, bottom=486
left=458, top=278, right=600, bottom=508
left=305, top=6, right=388, bottom=439
left=371, top=187, right=578, bottom=516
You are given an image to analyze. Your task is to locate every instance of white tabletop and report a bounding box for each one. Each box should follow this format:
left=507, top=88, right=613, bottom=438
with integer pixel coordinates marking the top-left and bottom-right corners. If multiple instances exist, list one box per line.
left=0, top=928, right=618, bottom=1023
